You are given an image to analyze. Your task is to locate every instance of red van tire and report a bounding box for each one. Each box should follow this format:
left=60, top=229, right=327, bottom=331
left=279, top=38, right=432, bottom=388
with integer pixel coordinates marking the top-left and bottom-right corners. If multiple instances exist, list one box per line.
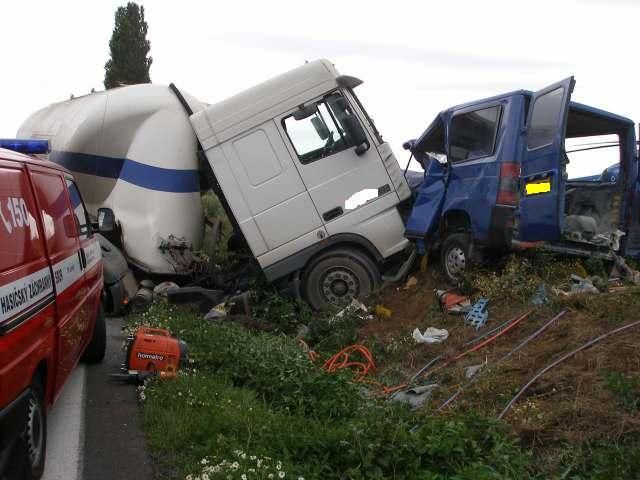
left=441, top=233, right=473, bottom=284
left=23, top=379, right=46, bottom=480
left=82, top=305, right=107, bottom=364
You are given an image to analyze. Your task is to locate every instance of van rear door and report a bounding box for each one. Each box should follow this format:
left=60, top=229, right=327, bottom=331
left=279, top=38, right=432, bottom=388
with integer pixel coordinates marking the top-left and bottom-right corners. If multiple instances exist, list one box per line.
left=517, top=77, right=574, bottom=241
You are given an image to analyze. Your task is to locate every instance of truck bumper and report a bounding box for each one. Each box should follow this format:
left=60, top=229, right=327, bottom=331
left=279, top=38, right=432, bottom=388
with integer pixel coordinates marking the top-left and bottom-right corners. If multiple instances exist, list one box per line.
left=0, top=388, right=29, bottom=475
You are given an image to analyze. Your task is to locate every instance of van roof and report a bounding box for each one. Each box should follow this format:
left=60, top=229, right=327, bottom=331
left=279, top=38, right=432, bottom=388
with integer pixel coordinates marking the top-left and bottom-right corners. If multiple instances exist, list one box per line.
left=445, top=89, right=634, bottom=125
left=0, top=147, right=72, bottom=173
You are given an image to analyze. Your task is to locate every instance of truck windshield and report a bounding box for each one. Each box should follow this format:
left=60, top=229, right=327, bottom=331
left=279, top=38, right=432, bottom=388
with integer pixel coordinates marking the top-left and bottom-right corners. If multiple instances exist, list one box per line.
left=348, top=87, right=383, bottom=144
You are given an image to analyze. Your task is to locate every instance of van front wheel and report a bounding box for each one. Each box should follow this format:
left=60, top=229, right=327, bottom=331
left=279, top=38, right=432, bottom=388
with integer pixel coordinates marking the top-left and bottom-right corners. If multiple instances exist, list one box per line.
left=303, top=248, right=379, bottom=310
left=441, top=233, right=472, bottom=284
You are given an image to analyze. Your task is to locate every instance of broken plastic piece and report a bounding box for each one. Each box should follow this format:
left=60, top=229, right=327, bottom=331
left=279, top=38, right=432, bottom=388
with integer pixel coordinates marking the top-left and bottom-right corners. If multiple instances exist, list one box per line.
left=204, top=303, right=227, bottom=320
left=465, top=298, right=489, bottom=330
left=374, top=304, right=392, bottom=318
left=464, top=364, right=483, bottom=378
left=404, top=276, right=418, bottom=290
left=529, top=284, right=550, bottom=305
left=412, top=327, right=449, bottom=344
left=435, top=289, right=471, bottom=314
left=389, top=384, right=438, bottom=410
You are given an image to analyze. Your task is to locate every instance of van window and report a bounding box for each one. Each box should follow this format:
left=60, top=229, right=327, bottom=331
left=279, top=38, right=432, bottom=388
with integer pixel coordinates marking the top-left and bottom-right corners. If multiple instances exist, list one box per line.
left=0, top=167, right=45, bottom=271
left=66, top=179, right=90, bottom=239
left=449, top=106, right=501, bottom=162
left=283, top=92, right=358, bottom=164
left=31, top=171, right=78, bottom=254
left=527, top=87, right=565, bottom=150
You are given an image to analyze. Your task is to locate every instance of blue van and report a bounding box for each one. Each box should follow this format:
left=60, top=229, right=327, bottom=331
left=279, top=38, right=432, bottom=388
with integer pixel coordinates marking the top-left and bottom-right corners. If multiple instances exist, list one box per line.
left=404, top=77, right=640, bottom=282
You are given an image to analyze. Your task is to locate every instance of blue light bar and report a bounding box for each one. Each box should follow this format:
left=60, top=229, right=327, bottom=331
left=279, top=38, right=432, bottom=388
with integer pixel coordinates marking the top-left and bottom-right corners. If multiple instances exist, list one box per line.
left=0, top=139, right=50, bottom=154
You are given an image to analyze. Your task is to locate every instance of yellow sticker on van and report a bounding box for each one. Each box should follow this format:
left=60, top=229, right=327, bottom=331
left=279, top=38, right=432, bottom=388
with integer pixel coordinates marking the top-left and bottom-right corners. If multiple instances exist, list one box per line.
left=525, top=181, right=551, bottom=195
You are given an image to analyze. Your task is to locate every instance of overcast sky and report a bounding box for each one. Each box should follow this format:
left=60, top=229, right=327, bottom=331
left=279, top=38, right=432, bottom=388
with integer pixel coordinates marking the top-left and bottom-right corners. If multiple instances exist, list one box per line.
left=1, top=0, right=637, bottom=175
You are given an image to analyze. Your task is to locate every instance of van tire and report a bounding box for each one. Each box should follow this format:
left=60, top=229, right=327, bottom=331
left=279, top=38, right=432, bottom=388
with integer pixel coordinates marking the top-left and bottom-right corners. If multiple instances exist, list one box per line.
left=23, top=379, right=46, bottom=480
left=303, top=248, right=379, bottom=310
left=82, top=304, right=106, bottom=364
left=441, top=233, right=472, bottom=284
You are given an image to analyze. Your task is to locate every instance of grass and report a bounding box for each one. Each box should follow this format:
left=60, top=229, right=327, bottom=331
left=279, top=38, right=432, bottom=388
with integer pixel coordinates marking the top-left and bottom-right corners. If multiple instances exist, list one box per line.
left=130, top=301, right=534, bottom=479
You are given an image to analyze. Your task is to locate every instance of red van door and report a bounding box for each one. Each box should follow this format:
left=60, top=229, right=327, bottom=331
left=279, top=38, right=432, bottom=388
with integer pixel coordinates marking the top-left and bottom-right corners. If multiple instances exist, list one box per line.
left=65, top=178, right=102, bottom=343
left=29, top=167, right=90, bottom=396
left=0, top=159, right=55, bottom=409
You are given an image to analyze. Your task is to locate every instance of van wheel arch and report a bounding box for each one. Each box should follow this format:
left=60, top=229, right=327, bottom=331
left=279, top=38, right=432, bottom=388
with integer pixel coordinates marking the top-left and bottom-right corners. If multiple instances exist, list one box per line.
left=442, top=209, right=473, bottom=234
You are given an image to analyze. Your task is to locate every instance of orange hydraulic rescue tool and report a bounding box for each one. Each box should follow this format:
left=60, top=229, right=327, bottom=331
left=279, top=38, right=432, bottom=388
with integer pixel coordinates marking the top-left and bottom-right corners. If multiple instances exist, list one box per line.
left=111, top=327, right=187, bottom=383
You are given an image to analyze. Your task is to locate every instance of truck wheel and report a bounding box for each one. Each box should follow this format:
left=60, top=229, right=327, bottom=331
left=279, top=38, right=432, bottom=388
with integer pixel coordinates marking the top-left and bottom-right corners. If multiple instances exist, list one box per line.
left=441, top=233, right=472, bottom=284
left=24, top=380, right=46, bottom=480
left=303, top=248, right=379, bottom=310
left=82, top=304, right=107, bottom=364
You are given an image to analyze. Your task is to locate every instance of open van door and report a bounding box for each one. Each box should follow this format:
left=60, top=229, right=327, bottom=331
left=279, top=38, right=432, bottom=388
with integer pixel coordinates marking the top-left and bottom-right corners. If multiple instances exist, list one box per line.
left=517, top=77, right=574, bottom=241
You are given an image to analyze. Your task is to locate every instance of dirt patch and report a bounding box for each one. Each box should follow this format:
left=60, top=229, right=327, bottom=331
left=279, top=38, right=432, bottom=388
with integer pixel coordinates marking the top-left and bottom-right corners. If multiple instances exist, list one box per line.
left=355, top=262, right=640, bottom=456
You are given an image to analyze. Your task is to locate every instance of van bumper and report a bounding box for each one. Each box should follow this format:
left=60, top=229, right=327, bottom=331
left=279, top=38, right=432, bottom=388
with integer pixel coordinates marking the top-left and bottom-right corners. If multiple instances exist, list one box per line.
left=0, top=388, right=29, bottom=474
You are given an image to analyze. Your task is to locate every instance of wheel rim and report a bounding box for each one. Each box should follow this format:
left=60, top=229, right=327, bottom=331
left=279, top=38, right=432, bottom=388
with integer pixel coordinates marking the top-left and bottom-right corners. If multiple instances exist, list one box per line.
left=445, top=246, right=466, bottom=279
left=321, top=267, right=360, bottom=305
left=26, top=393, right=44, bottom=469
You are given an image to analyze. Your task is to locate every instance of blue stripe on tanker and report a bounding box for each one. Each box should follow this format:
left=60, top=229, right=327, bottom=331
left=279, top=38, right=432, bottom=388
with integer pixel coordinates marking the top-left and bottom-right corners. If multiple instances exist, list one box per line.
left=49, top=150, right=200, bottom=193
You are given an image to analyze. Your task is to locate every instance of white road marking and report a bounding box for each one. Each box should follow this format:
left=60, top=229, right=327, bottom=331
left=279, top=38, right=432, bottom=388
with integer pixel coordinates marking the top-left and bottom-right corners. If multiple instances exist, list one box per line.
left=42, top=365, right=86, bottom=480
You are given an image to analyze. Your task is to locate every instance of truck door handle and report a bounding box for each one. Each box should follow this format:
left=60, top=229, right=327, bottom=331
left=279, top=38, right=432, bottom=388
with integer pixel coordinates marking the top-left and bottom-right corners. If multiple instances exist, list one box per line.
left=323, top=207, right=343, bottom=221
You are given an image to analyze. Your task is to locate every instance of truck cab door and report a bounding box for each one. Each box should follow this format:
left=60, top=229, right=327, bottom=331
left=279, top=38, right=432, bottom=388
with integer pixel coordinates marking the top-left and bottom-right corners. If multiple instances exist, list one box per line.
left=517, top=77, right=574, bottom=241
left=279, top=91, right=396, bottom=236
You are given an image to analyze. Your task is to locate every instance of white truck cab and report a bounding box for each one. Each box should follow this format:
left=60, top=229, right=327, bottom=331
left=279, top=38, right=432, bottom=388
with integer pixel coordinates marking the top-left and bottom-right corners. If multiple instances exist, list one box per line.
left=19, top=59, right=413, bottom=310
left=189, top=60, right=412, bottom=308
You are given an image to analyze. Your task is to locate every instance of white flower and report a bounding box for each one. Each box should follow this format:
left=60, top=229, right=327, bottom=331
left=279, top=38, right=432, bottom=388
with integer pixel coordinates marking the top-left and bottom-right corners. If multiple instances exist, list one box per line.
left=241, top=475, right=247, bottom=480
left=231, top=461, right=239, bottom=470
left=278, top=472, right=285, bottom=479
left=201, top=458, right=209, bottom=465
left=298, top=477, right=305, bottom=480
left=268, top=475, right=274, bottom=479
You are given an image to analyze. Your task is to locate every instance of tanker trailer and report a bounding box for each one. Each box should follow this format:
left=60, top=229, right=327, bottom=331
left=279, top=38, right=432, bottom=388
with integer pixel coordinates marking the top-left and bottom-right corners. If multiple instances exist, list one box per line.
left=18, top=84, right=209, bottom=311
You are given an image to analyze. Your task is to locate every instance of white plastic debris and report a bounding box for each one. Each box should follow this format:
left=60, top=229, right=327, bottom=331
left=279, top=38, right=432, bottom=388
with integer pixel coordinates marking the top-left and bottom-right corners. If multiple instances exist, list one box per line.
left=412, top=327, right=449, bottom=344
left=464, top=364, right=483, bottom=378
left=153, top=281, right=179, bottom=298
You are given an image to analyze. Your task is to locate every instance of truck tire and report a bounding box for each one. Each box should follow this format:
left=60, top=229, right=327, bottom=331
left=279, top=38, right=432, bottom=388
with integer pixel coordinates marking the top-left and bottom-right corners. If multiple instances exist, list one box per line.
left=303, top=247, right=379, bottom=310
left=82, top=304, right=106, bottom=364
left=441, top=233, right=472, bottom=284
left=23, top=379, right=46, bottom=480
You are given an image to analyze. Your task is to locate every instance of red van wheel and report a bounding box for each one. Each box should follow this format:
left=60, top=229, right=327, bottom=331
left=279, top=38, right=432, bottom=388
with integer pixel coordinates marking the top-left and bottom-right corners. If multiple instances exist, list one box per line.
left=23, top=380, right=47, bottom=480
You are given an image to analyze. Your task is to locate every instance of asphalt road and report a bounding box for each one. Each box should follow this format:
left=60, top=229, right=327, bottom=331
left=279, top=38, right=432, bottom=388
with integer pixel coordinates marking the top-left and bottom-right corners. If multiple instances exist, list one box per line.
left=42, top=317, right=154, bottom=480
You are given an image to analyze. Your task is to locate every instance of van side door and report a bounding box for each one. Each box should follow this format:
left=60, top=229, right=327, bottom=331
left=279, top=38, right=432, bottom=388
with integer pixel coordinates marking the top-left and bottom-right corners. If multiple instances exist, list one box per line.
left=29, top=167, right=91, bottom=396
left=66, top=178, right=102, bottom=348
left=517, top=77, right=574, bottom=241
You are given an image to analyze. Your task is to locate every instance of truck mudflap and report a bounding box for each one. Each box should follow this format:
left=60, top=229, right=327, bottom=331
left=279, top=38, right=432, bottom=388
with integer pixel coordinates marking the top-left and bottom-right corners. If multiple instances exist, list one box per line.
left=404, top=159, right=446, bottom=239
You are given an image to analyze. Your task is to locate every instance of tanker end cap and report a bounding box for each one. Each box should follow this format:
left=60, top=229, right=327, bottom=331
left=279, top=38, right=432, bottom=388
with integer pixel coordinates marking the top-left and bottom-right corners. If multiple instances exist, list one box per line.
left=0, top=138, right=50, bottom=154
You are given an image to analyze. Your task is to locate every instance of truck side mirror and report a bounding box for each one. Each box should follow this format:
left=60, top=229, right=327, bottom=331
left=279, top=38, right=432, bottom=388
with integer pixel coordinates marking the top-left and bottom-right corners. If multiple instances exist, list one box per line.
left=343, top=115, right=370, bottom=156
left=403, top=139, right=417, bottom=151
left=311, top=117, right=330, bottom=140
left=97, top=207, right=115, bottom=232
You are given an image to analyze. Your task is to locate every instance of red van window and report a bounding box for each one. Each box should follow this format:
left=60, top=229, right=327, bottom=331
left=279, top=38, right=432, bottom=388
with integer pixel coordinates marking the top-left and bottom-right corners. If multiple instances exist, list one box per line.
left=0, top=166, right=45, bottom=272
left=30, top=171, right=78, bottom=255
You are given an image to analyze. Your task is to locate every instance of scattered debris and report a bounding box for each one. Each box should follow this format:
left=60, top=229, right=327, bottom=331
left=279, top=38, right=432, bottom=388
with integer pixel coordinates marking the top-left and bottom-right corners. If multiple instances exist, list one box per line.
left=204, top=303, right=227, bottom=320
left=153, top=281, right=179, bottom=298
left=464, top=364, right=484, bottom=379
left=390, top=384, right=438, bottom=409
left=435, top=289, right=471, bottom=314
left=529, top=284, right=550, bottom=305
left=374, top=304, right=392, bottom=318
left=412, top=327, right=449, bottom=344
left=553, top=275, right=599, bottom=296
left=612, top=253, right=640, bottom=285
left=465, top=298, right=489, bottom=330
left=335, top=298, right=368, bottom=320
left=403, top=276, right=418, bottom=290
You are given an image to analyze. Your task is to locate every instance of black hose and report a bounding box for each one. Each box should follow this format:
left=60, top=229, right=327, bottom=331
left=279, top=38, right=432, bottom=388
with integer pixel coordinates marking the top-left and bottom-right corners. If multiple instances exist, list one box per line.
left=498, top=317, right=640, bottom=420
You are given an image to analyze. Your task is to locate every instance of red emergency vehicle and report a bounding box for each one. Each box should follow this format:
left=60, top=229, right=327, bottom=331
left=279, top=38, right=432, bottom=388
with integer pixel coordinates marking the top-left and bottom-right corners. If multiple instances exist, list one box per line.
left=0, top=140, right=106, bottom=479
